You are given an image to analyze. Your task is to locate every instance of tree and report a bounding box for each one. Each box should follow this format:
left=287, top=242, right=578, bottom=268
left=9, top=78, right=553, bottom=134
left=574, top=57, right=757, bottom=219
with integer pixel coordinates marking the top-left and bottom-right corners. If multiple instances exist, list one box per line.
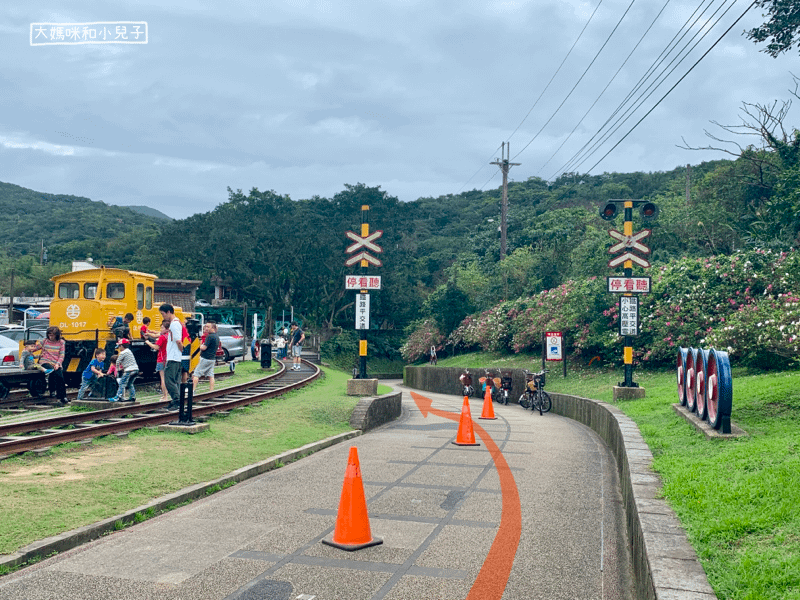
left=746, top=0, right=800, bottom=57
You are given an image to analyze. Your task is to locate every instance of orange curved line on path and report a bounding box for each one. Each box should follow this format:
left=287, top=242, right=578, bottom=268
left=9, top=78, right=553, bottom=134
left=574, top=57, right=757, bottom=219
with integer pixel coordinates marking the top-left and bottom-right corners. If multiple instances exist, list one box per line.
left=410, top=391, right=521, bottom=600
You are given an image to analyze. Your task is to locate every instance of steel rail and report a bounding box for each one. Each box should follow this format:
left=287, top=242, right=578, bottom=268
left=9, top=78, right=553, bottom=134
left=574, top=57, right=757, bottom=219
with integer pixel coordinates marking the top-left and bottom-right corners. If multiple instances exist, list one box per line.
left=0, top=369, right=237, bottom=409
left=0, top=360, right=320, bottom=455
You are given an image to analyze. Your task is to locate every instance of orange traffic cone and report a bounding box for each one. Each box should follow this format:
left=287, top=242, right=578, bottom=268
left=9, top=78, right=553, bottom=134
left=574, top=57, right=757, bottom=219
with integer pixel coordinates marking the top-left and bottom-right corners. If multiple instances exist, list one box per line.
left=322, top=447, right=383, bottom=551
left=453, top=396, right=480, bottom=446
left=480, top=386, right=497, bottom=420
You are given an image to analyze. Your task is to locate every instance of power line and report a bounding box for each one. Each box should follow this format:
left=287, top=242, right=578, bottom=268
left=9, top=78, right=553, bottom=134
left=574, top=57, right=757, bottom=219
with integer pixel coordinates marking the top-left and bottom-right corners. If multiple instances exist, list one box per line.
left=552, top=0, right=734, bottom=177
left=566, top=0, right=749, bottom=176
left=578, top=0, right=757, bottom=175
left=457, top=143, right=503, bottom=193
left=535, top=0, right=673, bottom=175
left=511, top=0, right=640, bottom=161
left=457, top=0, right=604, bottom=194
left=506, top=0, right=605, bottom=142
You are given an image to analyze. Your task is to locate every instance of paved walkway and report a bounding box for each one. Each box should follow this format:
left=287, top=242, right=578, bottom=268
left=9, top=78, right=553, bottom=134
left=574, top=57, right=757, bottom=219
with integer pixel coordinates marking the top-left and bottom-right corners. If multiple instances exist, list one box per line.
left=0, top=384, right=636, bottom=600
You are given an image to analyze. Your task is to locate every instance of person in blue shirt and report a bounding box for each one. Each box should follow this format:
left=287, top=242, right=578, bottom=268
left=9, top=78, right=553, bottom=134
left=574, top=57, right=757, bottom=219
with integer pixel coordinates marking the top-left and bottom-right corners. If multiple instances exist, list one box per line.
left=77, top=348, right=106, bottom=400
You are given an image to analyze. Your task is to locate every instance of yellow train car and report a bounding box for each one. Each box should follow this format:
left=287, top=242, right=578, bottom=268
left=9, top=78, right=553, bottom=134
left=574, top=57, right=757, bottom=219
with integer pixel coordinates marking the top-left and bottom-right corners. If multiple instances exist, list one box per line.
left=49, top=267, right=199, bottom=386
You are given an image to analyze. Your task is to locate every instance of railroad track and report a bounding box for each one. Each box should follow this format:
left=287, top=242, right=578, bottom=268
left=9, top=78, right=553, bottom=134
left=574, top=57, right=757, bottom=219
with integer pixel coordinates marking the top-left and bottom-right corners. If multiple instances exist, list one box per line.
left=0, top=360, right=321, bottom=457
left=0, top=369, right=238, bottom=410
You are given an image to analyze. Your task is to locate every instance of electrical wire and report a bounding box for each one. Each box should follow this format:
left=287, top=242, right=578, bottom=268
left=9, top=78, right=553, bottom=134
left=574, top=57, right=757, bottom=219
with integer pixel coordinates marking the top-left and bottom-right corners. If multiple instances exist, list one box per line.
left=535, top=0, right=673, bottom=175
left=457, top=143, right=504, bottom=193
left=511, top=0, right=640, bottom=161
left=552, top=0, right=735, bottom=177
left=506, top=0, right=605, bottom=142
left=457, top=0, right=604, bottom=194
left=577, top=0, right=757, bottom=175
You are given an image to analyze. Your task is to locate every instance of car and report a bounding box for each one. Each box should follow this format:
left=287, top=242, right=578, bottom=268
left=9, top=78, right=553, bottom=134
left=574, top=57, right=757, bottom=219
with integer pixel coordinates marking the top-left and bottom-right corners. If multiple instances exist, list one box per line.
left=0, top=334, right=20, bottom=367
left=195, top=300, right=211, bottom=307
left=216, top=325, right=245, bottom=361
left=0, top=328, right=46, bottom=344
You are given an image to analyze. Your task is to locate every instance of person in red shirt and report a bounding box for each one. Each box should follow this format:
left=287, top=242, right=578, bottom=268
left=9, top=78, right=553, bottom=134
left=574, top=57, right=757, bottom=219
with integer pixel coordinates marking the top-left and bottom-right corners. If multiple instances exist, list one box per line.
left=145, top=321, right=169, bottom=401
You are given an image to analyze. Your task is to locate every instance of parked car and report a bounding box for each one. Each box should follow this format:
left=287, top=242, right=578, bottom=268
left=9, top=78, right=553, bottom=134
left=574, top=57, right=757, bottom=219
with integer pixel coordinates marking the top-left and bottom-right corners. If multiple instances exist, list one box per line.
left=216, top=325, right=245, bottom=361
left=195, top=300, right=211, bottom=307
left=0, top=328, right=46, bottom=344
left=0, top=334, right=20, bottom=367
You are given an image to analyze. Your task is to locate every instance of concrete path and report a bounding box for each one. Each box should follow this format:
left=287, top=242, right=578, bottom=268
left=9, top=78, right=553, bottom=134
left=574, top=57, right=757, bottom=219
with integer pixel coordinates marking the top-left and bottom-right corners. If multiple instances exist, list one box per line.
left=0, top=384, right=636, bottom=600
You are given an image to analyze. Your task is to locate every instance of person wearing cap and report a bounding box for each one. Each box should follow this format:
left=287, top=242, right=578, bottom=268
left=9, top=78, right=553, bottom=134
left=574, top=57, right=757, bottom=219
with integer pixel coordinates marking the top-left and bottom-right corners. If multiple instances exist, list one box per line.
left=108, top=338, right=139, bottom=403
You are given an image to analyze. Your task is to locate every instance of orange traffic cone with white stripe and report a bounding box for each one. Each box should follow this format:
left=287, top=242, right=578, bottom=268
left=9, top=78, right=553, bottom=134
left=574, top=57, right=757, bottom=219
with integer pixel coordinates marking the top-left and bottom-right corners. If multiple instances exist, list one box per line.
left=453, top=396, right=480, bottom=446
left=480, top=385, right=497, bottom=420
left=322, top=447, right=383, bottom=551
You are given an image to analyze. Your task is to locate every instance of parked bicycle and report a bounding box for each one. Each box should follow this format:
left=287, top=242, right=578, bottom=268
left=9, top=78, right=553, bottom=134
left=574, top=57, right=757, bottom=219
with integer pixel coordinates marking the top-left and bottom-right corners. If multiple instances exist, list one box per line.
left=459, top=370, right=474, bottom=397
left=498, top=371, right=513, bottom=405
left=519, top=369, right=552, bottom=415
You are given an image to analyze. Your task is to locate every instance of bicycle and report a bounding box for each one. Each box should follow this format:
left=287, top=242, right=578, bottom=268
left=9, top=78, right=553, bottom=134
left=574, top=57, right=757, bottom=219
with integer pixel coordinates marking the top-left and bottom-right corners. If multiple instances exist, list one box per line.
left=498, top=371, right=513, bottom=405
left=459, top=370, right=474, bottom=397
left=479, top=369, right=500, bottom=403
left=519, top=369, right=552, bottom=415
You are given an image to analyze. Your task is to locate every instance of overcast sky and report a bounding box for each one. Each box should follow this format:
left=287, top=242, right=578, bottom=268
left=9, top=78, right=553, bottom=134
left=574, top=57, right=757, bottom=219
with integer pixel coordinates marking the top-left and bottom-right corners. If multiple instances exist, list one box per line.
left=1, top=0, right=797, bottom=219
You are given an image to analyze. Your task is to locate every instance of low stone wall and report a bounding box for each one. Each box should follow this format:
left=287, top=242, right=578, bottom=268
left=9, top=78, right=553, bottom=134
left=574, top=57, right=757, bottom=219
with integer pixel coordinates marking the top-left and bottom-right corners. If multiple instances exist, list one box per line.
left=349, top=391, right=402, bottom=432
left=405, top=366, right=717, bottom=600
left=404, top=365, right=533, bottom=400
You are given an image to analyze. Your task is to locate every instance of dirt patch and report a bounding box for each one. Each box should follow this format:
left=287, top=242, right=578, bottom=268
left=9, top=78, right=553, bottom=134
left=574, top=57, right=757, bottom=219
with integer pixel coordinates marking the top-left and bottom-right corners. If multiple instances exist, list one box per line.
left=0, top=444, right=141, bottom=483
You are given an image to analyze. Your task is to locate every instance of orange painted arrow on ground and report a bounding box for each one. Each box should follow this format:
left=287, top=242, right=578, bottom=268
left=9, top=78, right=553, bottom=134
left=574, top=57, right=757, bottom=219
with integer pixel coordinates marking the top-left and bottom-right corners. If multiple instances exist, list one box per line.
left=410, top=391, right=521, bottom=600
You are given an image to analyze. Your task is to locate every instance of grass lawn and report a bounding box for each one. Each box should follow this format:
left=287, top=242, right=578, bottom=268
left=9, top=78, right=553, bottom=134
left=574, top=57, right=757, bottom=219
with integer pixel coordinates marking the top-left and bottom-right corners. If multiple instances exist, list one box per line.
left=0, top=362, right=392, bottom=561
left=435, top=352, right=800, bottom=600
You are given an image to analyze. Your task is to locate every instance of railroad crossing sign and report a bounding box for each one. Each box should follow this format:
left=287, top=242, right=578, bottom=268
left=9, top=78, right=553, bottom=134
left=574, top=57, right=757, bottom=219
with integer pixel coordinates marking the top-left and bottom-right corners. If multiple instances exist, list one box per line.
left=345, top=251, right=383, bottom=267
left=608, top=229, right=651, bottom=254
left=608, top=252, right=651, bottom=269
left=345, top=230, right=383, bottom=254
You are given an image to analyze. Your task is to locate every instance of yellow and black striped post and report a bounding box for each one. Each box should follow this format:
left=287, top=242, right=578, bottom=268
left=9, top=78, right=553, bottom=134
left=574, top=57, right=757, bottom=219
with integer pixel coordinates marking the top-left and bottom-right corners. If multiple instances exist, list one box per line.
left=622, top=201, right=635, bottom=388
left=358, top=205, right=369, bottom=379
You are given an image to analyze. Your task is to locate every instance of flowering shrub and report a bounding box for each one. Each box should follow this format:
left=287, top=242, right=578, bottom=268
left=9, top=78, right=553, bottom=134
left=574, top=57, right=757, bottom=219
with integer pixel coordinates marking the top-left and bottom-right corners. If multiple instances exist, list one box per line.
left=428, top=248, right=800, bottom=368
left=447, top=277, right=617, bottom=359
left=400, top=319, right=444, bottom=362
left=638, top=249, right=800, bottom=365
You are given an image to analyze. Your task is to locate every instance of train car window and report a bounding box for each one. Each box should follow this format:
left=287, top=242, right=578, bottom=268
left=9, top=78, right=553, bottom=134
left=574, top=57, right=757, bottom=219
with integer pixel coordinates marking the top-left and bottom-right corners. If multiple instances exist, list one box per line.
left=59, top=283, right=79, bottom=299
left=145, top=287, right=153, bottom=310
left=136, top=283, right=144, bottom=309
left=84, top=283, right=98, bottom=299
left=107, top=283, right=125, bottom=300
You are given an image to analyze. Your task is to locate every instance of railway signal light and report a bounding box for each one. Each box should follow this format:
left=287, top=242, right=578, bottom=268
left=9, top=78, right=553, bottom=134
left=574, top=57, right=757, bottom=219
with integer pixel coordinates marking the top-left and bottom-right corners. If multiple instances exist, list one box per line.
left=599, top=202, right=618, bottom=221
left=639, top=202, right=659, bottom=221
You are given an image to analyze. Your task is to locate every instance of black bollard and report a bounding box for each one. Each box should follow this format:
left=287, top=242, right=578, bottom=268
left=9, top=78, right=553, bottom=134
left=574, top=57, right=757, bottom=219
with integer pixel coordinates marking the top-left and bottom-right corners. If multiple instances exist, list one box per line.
left=261, top=341, right=272, bottom=368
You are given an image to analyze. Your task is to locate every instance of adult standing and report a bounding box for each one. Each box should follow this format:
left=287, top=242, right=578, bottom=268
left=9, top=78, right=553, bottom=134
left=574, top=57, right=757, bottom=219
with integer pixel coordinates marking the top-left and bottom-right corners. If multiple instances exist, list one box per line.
left=159, top=303, right=183, bottom=411
left=35, top=326, right=67, bottom=404
left=288, top=321, right=305, bottom=371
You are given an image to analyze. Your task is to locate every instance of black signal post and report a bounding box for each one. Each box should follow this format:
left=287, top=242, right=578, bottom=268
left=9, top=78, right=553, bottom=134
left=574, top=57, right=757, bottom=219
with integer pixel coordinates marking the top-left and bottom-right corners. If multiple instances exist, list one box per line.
left=601, top=199, right=658, bottom=388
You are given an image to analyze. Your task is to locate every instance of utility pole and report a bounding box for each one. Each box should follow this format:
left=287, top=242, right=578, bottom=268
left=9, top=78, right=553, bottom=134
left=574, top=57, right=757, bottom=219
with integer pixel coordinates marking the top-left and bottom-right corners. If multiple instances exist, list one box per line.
left=490, top=142, right=520, bottom=259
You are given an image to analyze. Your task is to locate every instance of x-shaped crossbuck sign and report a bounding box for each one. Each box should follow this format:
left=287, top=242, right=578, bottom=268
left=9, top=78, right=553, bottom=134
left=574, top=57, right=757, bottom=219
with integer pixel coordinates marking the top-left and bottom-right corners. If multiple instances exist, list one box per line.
left=608, top=229, right=651, bottom=254
left=346, top=230, right=383, bottom=254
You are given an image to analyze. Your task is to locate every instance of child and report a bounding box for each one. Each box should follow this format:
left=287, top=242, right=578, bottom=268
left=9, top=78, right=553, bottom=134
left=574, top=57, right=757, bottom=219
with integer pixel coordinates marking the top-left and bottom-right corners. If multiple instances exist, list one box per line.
left=146, top=322, right=169, bottom=401
left=140, top=316, right=152, bottom=341
left=21, top=340, right=46, bottom=372
left=77, top=348, right=106, bottom=400
left=107, top=355, right=118, bottom=378
left=108, top=339, right=139, bottom=403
